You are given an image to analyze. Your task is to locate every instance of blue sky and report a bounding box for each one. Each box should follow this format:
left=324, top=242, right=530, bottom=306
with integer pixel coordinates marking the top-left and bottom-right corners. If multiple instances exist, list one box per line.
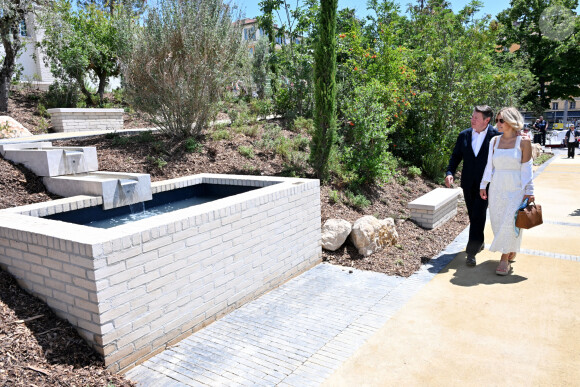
left=239, top=0, right=509, bottom=20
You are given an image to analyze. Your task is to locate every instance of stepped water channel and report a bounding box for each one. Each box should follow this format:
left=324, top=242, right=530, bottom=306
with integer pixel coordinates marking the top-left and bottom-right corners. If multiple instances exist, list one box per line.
left=0, top=141, right=322, bottom=372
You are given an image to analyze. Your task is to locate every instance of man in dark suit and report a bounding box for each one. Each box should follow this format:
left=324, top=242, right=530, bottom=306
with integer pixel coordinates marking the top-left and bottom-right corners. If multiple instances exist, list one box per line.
left=445, top=105, right=499, bottom=266
left=536, top=116, right=547, bottom=146
left=564, top=125, right=580, bottom=159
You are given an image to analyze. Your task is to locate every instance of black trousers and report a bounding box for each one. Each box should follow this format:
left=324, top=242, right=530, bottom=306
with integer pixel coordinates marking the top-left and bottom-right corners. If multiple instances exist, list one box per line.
left=567, top=142, right=576, bottom=158
left=539, top=131, right=546, bottom=146
left=463, top=186, right=488, bottom=256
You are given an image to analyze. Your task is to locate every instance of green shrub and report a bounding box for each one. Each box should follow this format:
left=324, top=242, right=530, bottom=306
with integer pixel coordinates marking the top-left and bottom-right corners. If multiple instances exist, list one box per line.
left=422, top=150, right=449, bottom=180
left=341, top=79, right=399, bottom=185
left=37, top=117, right=50, bottom=133
left=238, top=145, right=255, bottom=159
left=345, top=190, right=371, bottom=209
left=147, top=156, right=167, bottom=169
left=407, top=166, right=422, bottom=178
left=185, top=137, right=202, bottom=153
left=122, top=0, right=247, bottom=137
left=233, top=124, right=259, bottom=138
left=136, top=130, right=155, bottom=143
left=257, top=123, right=282, bottom=150
left=291, top=135, right=310, bottom=152
left=281, top=151, right=309, bottom=177
left=37, top=102, right=48, bottom=118
left=250, top=99, right=273, bottom=120
left=328, top=189, right=341, bottom=204
left=211, top=128, right=232, bottom=141
left=43, top=81, right=80, bottom=108
left=112, top=135, right=130, bottom=146
left=291, top=117, right=314, bottom=134
left=396, top=175, right=408, bottom=185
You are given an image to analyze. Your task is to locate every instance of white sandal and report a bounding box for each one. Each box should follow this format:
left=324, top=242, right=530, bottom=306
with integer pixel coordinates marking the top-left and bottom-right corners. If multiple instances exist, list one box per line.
left=496, top=261, right=511, bottom=276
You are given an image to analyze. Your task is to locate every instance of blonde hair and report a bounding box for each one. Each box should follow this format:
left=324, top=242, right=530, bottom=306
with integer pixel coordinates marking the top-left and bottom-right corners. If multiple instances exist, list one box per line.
left=497, top=107, right=524, bottom=132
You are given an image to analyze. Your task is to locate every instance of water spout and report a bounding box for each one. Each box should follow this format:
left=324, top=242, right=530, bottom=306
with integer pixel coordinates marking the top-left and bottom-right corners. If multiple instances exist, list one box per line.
left=63, top=150, right=84, bottom=175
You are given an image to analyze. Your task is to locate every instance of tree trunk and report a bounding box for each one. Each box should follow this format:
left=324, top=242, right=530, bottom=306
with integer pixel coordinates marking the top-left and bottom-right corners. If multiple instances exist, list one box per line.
left=97, top=72, right=108, bottom=106
left=0, top=25, right=21, bottom=113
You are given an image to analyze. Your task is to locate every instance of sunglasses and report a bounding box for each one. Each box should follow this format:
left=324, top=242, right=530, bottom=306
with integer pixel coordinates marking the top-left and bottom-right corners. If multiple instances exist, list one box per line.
left=495, top=118, right=505, bottom=123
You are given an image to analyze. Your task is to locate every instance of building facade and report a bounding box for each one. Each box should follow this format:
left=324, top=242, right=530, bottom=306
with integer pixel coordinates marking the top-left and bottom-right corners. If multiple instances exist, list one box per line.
left=2, top=13, right=55, bottom=90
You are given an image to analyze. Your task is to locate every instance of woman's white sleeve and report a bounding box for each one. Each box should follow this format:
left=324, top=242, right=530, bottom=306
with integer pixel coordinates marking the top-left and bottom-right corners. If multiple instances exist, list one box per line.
left=479, top=137, right=495, bottom=189
left=521, top=159, right=534, bottom=195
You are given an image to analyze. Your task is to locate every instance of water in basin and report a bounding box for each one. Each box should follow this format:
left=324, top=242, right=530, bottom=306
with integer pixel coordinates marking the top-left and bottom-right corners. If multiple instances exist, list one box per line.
left=43, top=183, right=262, bottom=229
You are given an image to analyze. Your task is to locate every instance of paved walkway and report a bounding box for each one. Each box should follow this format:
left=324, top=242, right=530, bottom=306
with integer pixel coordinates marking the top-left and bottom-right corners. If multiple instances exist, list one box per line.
left=125, top=148, right=580, bottom=386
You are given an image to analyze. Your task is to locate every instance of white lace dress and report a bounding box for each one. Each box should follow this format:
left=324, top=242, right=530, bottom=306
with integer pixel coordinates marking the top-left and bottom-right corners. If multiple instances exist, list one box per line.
left=480, top=135, right=534, bottom=253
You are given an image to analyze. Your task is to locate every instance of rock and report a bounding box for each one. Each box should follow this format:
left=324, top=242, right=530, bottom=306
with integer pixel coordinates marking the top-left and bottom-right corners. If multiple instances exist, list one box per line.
left=531, top=143, right=542, bottom=159
left=321, top=219, right=352, bottom=251
left=350, top=215, right=398, bottom=257
left=0, top=116, right=32, bottom=139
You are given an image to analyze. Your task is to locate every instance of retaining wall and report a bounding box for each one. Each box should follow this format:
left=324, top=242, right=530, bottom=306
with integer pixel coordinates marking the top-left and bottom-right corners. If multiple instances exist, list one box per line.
left=0, top=174, right=322, bottom=372
left=47, top=108, right=124, bottom=132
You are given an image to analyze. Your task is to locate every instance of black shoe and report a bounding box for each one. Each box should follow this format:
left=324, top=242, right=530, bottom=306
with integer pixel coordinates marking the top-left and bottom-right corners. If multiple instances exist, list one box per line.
left=466, top=255, right=476, bottom=266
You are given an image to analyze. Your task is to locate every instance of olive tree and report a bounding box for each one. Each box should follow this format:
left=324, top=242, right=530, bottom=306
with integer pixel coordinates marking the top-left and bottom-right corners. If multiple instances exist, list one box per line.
left=39, top=0, right=128, bottom=106
left=0, top=0, right=48, bottom=112
left=122, top=0, right=247, bottom=138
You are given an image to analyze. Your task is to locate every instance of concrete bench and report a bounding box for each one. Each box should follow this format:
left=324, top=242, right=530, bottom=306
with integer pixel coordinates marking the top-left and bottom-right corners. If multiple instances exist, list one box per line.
left=408, top=188, right=461, bottom=229
left=47, top=108, right=124, bottom=132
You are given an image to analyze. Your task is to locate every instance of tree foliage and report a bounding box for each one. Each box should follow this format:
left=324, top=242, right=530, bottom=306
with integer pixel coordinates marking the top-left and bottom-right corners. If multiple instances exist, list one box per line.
left=39, top=0, right=128, bottom=106
left=497, top=0, right=580, bottom=109
left=121, top=0, right=247, bottom=138
left=390, top=0, right=533, bottom=178
left=311, top=0, right=338, bottom=180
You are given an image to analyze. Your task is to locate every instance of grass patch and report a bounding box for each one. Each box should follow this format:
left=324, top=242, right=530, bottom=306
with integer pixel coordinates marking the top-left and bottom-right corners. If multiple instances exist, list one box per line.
left=533, top=152, right=553, bottom=166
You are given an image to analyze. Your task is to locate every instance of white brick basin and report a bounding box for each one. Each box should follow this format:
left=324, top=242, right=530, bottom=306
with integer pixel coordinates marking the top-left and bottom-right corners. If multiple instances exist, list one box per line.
left=0, top=174, right=321, bottom=372
left=47, top=108, right=124, bottom=132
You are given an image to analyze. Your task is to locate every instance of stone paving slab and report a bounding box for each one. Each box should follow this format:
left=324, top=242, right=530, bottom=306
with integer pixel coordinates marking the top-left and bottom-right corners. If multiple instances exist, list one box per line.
left=125, top=229, right=467, bottom=386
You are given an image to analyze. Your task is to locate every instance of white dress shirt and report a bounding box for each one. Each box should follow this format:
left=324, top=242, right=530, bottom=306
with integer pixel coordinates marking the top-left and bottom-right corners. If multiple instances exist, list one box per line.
left=471, top=128, right=488, bottom=157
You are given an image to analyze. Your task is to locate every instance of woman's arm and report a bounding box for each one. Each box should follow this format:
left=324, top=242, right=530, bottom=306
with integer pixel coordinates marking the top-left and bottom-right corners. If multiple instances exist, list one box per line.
left=520, top=137, right=534, bottom=201
left=479, top=136, right=497, bottom=200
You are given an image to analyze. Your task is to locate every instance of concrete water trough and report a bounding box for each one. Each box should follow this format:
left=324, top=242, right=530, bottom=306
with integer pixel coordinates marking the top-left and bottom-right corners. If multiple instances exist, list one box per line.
left=0, top=173, right=321, bottom=372
left=0, top=142, right=152, bottom=209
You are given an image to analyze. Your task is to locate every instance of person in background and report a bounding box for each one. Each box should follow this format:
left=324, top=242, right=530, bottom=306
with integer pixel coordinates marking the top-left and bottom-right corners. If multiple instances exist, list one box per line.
left=564, top=125, right=580, bottom=159
left=521, top=125, right=533, bottom=141
left=445, top=105, right=500, bottom=267
left=536, top=116, right=547, bottom=146
left=479, top=107, right=534, bottom=276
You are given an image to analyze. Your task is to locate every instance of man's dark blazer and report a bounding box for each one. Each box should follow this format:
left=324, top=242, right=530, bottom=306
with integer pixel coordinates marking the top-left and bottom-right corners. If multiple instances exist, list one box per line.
left=446, top=124, right=500, bottom=191
left=565, top=129, right=580, bottom=144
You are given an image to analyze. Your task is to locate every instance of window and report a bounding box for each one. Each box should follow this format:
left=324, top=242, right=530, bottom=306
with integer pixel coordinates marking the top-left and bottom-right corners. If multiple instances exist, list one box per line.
left=295, top=38, right=300, bottom=44
left=571, top=101, right=576, bottom=109
left=276, top=36, right=282, bottom=45
left=249, top=47, right=254, bottom=55
left=243, top=28, right=248, bottom=40
left=552, top=102, right=559, bottom=110
left=19, top=20, right=27, bottom=37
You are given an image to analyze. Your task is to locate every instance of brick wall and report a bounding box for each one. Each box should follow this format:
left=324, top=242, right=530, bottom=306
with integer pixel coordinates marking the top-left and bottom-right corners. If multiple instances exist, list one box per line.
left=47, top=108, right=124, bottom=132
left=0, top=175, right=321, bottom=372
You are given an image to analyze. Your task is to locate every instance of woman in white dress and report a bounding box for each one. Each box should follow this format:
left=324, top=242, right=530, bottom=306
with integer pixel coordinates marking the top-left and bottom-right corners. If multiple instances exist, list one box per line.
left=479, top=107, right=535, bottom=275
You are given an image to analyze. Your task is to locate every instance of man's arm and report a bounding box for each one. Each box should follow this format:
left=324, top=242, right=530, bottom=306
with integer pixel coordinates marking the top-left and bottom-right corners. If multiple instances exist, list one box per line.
left=445, top=134, right=463, bottom=187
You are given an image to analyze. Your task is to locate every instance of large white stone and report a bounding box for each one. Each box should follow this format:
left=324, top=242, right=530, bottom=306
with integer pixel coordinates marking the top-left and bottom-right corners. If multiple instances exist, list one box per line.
left=0, top=116, right=32, bottom=139
left=350, top=215, right=398, bottom=257
left=321, top=219, right=352, bottom=251
left=532, top=143, right=542, bottom=159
